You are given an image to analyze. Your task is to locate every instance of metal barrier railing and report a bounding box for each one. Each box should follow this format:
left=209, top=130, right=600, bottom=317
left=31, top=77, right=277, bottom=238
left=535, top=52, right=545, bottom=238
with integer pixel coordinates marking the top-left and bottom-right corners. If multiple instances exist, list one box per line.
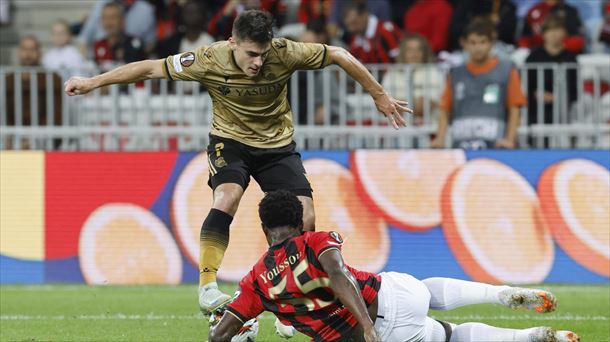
left=1, top=61, right=609, bottom=150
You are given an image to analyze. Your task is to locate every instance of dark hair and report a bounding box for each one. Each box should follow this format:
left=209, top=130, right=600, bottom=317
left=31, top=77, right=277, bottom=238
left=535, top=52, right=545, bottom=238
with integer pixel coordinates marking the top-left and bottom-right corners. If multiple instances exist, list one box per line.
left=103, top=1, right=123, bottom=12
left=541, top=13, right=566, bottom=32
left=258, top=190, right=303, bottom=230
left=462, top=17, right=496, bottom=40
left=344, top=0, right=368, bottom=16
left=232, top=10, right=274, bottom=44
left=306, top=18, right=327, bottom=36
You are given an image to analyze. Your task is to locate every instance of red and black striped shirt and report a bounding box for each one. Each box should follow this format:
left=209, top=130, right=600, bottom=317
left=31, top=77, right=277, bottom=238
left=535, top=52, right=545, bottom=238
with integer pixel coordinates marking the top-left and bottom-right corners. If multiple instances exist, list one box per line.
left=348, top=14, right=402, bottom=64
left=227, top=231, right=381, bottom=342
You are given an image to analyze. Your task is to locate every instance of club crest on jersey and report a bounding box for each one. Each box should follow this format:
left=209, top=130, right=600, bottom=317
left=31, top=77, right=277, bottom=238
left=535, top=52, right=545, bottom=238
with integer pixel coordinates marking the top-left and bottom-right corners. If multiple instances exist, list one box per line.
left=329, top=231, right=343, bottom=244
left=180, top=52, right=195, bottom=67
left=215, top=156, right=227, bottom=168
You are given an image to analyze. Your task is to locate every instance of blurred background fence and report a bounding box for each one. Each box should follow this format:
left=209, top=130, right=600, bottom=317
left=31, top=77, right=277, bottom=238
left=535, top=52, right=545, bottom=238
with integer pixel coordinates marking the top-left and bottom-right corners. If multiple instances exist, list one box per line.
left=2, top=61, right=609, bottom=151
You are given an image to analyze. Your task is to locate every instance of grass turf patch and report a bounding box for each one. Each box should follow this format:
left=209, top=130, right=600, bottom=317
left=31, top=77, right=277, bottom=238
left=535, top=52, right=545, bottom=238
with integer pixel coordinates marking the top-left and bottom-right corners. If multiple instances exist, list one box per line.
left=1, top=284, right=608, bottom=341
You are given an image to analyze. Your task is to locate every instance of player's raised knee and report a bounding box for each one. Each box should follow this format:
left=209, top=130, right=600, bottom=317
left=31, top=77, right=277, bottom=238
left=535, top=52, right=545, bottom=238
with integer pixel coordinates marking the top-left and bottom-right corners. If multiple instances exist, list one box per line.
left=212, top=184, right=244, bottom=215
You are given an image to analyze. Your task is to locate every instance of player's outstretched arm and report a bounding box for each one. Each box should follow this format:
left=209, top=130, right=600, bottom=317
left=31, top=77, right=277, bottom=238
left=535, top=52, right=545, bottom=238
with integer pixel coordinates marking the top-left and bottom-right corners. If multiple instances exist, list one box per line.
left=328, top=46, right=412, bottom=129
left=319, top=249, right=380, bottom=342
left=64, top=59, right=167, bottom=96
left=208, top=311, right=243, bottom=342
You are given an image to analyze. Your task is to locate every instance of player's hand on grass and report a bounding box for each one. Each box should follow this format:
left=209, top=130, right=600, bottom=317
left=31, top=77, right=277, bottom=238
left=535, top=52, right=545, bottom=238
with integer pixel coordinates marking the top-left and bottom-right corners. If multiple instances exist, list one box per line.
left=64, top=76, right=96, bottom=96
left=373, top=92, right=412, bottom=129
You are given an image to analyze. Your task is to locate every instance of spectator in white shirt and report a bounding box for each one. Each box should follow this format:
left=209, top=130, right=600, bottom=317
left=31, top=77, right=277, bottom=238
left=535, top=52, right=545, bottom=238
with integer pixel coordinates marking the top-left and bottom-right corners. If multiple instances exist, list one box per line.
left=42, top=20, right=86, bottom=75
left=382, top=33, right=443, bottom=124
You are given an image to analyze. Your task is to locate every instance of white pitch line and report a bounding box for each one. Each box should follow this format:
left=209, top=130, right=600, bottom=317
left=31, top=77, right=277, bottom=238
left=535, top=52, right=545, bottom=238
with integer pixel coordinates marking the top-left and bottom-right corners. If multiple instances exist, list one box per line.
left=1, top=314, right=608, bottom=321
left=0, top=314, right=202, bottom=321
left=429, top=314, right=609, bottom=321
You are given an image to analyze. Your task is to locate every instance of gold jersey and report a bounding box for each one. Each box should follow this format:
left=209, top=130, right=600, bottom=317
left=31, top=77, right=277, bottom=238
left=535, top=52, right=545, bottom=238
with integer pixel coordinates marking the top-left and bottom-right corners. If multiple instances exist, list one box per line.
left=162, top=38, right=332, bottom=148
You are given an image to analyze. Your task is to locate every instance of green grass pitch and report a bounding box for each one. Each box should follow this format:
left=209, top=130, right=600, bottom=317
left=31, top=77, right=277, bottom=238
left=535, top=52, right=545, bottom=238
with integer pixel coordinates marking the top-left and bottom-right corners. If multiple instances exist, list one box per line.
left=1, top=284, right=608, bottom=341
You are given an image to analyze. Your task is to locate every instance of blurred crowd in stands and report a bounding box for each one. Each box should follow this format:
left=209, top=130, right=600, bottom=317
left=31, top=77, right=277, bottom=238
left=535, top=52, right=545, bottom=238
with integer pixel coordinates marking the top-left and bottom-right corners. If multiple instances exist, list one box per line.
left=9, top=0, right=609, bottom=69
left=3, top=0, right=610, bottom=150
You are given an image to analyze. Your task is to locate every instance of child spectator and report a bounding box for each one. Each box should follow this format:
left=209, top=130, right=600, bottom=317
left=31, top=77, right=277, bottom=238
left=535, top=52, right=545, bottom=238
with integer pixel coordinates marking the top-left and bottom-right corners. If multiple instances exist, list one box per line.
left=525, top=13, right=577, bottom=132
left=43, top=20, right=86, bottom=75
left=519, top=0, right=585, bottom=54
left=432, top=18, right=526, bottom=149
left=382, top=33, right=443, bottom=123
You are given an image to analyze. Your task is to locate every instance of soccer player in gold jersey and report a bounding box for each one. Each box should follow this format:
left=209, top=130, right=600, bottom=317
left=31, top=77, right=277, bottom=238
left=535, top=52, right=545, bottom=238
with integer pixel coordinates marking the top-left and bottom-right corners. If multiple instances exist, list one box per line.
left=64, top=10, right=411, bottom=314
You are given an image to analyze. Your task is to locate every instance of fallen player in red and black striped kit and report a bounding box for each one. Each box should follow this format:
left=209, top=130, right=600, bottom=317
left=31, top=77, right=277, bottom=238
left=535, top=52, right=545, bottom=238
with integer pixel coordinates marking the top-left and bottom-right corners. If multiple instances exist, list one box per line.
left=210, top=190, right=579, bottom=342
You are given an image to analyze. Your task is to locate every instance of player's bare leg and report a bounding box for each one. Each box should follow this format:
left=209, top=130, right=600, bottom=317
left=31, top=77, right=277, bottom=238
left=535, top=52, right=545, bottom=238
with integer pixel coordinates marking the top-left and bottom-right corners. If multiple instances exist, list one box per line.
left=298, top=195, right=315, bottom=232
left=198, top=183, right=244, bottom=313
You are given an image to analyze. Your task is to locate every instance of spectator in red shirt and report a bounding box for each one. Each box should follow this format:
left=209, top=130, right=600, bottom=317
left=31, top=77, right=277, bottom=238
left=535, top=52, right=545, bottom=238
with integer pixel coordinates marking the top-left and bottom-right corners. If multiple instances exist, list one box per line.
left=207, top=0, right=285, bottom=40
left=403, top=0, right=453, bottom=53
left=297, top=0, right=333, bottom=24
left=343, top=2, right=402, bottom=64
left=149, top=0, right=182, bottom=42
left=519, top=0, right=585, bottom=54
left=93, top=2, right=146, bottom=72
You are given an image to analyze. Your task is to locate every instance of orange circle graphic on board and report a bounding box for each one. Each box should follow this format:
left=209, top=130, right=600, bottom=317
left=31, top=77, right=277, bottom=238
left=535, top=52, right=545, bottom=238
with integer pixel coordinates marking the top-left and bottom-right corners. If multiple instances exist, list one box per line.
left=538, top=159, right=609, bottom=276
left=304, top=158, right=389, bottom=273
left=171, top=152, right=268, bottom=282
left=351, top=150, right=466, bottom=231
left=79, top=203, right=182, bottom=285
left=441, top=159, right=554, bottom=284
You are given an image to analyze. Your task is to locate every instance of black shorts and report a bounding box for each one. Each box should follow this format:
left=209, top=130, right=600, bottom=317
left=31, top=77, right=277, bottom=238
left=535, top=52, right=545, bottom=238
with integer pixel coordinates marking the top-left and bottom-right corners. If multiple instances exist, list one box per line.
left=206, top=135, right=312, bottom=198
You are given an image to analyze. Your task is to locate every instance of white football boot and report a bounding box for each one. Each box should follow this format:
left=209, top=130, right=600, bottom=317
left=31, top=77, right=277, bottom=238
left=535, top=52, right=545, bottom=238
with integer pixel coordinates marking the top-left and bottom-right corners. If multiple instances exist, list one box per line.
left=498, top=287, right=557, bottom=313
left=528, top=327, right=580, bottom=342
left=275, top=318, right=296, bottom=339
left=199, top=282, right=232, bottom=314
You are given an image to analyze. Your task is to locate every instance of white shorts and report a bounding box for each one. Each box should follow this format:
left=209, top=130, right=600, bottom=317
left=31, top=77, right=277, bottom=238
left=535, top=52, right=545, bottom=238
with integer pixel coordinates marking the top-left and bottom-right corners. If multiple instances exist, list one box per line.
left=374, top=272, right=431, bottom=342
